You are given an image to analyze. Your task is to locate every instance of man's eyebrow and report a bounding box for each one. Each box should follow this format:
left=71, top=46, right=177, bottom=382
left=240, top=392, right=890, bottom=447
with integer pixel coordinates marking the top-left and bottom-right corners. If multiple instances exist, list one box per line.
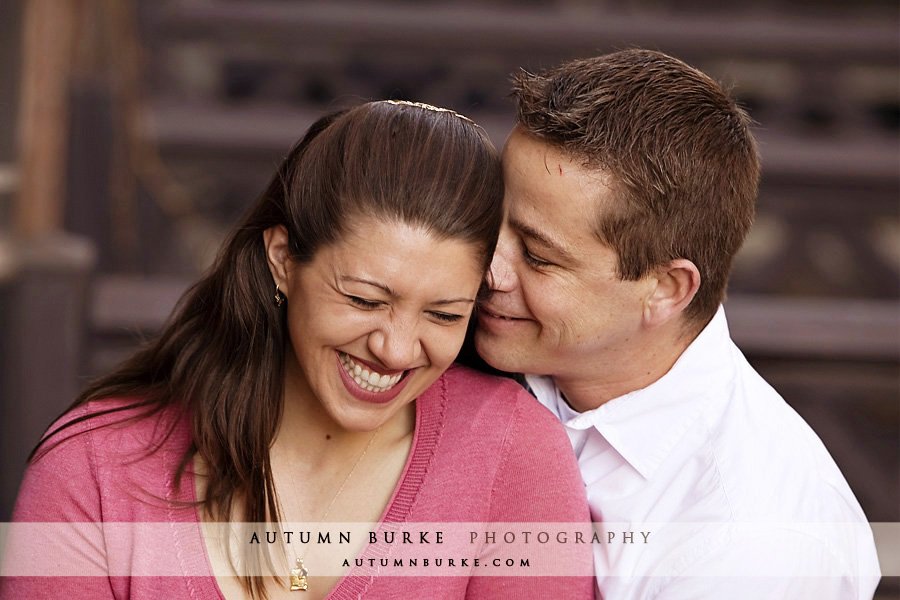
left=341, top=276, right=474, bottom=305
left=509, top=218, right=576, bottom=262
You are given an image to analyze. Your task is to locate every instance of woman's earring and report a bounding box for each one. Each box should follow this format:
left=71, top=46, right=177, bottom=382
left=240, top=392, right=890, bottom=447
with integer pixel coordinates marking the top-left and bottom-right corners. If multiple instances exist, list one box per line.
left=274, top=284, right=286, bottom=307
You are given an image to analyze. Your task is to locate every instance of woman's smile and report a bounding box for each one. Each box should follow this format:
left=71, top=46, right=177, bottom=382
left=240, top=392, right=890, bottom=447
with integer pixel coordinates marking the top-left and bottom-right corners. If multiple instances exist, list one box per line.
left=336, top=351, right=415, bottom=404
left=277, top=217, right=483, bottom=430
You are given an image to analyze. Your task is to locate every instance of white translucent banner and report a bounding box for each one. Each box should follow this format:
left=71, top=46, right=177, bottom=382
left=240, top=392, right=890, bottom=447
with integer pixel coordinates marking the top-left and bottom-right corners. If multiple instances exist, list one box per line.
left=0, top=521, right=894, bottom=578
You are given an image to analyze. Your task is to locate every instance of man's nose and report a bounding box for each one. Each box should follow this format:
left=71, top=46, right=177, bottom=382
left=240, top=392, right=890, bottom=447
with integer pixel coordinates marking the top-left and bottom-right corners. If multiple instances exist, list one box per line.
left=487, top=226, right=518, bottom=293
left=368, top=316, right=422, bottom=371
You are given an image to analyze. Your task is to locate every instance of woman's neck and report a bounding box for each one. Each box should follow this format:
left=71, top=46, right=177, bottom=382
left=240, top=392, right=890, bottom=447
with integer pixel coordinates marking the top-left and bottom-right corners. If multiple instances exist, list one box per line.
left=275, top=350, right=415, bottom=471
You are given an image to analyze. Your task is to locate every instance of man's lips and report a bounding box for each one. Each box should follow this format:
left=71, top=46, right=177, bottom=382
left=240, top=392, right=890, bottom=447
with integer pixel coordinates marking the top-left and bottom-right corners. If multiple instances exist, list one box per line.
left=479, top=306, right=531, bottom=321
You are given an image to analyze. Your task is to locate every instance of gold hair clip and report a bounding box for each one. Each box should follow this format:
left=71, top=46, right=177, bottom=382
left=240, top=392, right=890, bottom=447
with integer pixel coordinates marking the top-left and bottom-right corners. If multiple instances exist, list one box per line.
left=381, top=99, right=476, bottom=125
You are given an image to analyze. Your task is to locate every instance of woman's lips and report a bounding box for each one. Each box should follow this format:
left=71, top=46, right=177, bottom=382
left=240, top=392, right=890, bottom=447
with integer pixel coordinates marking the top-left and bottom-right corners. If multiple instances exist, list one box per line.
left=346, top=354, right=406, bottom=376
left=335, top=352, right=413, bottom=404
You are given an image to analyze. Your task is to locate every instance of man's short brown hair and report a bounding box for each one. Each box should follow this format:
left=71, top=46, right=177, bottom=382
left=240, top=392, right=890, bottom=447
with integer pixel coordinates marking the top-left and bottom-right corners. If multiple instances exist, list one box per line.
left=512, top=48, right=760, bottom=325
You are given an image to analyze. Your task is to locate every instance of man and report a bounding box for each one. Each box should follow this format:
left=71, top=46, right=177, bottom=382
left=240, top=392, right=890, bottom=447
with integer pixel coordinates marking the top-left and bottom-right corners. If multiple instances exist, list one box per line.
left=475, top=49, right=880, bottom=598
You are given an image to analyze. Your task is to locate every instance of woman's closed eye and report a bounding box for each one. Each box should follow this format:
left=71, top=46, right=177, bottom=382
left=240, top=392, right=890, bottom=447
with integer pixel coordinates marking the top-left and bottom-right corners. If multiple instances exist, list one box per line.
left=346, top=295, right=383, bottom=309
left=347, top=296, right=462, bottom=324
left=427, top=311, right=464, bottom=324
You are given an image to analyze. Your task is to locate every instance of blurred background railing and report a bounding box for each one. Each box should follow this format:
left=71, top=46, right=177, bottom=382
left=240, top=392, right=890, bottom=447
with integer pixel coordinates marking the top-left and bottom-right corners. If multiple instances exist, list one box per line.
left=0, top=0, right=897, bottom=594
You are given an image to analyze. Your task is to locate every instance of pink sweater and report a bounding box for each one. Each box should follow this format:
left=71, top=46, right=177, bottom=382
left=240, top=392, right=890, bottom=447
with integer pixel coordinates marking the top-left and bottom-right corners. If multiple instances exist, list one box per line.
left=2, top=364, right=594, bottom=599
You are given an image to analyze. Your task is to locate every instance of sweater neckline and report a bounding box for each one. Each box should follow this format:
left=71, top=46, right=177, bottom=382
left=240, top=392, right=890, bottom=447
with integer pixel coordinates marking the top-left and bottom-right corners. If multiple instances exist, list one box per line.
left=176, top=371, right=448, bottom=600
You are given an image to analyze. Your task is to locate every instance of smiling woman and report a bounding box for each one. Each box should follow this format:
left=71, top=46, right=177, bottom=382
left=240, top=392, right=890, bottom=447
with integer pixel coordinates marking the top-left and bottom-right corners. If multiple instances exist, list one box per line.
left=3, top=101, right=594, bottom=600
left=269, top=217, right=483, bottom=433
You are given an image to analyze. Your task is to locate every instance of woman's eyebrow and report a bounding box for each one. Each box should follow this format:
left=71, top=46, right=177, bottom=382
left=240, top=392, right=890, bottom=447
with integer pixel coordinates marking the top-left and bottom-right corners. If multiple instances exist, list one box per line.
left=430, top=298, right=475, bottom=306
left=341, top=276, right=395, bottom=296
left=341, top=276, right=473, bottom=305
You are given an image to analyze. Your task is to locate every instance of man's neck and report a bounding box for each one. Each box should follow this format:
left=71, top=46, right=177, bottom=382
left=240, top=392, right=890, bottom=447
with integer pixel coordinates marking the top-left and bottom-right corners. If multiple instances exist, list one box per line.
left=553, top=325, right=698, bottom=413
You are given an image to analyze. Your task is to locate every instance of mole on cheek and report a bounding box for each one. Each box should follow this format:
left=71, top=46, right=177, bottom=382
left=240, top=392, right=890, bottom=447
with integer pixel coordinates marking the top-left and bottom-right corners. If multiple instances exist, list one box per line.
left=559, top=165, right=563, bottom=176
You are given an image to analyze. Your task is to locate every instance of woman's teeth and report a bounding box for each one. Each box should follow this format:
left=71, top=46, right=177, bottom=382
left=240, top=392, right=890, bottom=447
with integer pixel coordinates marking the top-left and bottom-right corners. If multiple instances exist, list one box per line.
left=339, top=352, right=404, bottom=392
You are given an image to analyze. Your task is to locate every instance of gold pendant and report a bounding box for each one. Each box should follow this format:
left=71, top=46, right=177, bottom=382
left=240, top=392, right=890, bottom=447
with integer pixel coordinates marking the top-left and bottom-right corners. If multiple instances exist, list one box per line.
left=290, top=558, right=309, bottom=591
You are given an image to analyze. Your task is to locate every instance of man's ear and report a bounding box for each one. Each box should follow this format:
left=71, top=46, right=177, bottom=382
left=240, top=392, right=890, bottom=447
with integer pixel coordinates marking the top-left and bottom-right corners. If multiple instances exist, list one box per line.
left=263, top=225, right=291, bottom=294
left=643, top=259, right=701, bottom=329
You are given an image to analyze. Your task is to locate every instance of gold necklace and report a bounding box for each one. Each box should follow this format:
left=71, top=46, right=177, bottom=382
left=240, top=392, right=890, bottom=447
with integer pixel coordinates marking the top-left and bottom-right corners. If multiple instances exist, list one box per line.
left=278, top=428, right=381, bottom=592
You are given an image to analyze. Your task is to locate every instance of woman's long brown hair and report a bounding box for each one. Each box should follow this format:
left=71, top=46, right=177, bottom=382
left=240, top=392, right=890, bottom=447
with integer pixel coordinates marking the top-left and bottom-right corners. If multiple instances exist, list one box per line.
left=30, top=101, right=504, bottom=598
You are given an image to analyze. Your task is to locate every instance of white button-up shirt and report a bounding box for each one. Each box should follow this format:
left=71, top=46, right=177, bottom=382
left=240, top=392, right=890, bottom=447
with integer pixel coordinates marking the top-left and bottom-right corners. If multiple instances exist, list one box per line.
left=527, top=306, right=881, bottom=599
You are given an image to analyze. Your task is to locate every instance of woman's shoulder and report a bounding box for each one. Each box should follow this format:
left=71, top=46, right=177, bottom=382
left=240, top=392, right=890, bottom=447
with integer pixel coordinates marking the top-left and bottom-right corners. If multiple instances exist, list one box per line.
left=34, top=398, right=191, bottom=470
left=438, top=363, right=562, bottom=425
left=15, top=399, right=193, bottom=524
left=44, top=396, right=187, bottom=437
left=427, top=364, right=571, bottom=457
left=432, top=365, right=590, bottom=523
left=440, top=362, right=524, bottom=397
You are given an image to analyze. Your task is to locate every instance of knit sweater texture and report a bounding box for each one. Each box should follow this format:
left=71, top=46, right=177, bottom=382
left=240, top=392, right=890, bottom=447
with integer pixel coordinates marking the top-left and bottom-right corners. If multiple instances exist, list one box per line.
left=3, top=364, right=594, bottom=599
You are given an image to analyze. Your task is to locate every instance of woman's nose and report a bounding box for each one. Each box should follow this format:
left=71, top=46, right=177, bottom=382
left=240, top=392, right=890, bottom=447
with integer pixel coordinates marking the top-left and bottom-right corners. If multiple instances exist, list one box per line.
left=368, top=317, right=422, bottom=370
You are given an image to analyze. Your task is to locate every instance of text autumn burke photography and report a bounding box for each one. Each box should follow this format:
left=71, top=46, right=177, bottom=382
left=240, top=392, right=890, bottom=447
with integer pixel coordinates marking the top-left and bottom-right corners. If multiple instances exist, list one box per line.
left=248, top=528, right=652, bottom=545
left=246, top=527, right=651, bottom=570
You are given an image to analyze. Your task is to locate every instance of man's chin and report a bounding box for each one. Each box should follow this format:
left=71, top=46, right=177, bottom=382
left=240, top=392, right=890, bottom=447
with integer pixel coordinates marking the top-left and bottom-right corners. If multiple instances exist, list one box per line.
left=473, top=326, right=535, bottom=375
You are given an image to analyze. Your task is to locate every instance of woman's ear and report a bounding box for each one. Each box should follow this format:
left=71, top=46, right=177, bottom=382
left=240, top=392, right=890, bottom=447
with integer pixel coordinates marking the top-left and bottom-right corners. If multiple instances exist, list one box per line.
left=263, top=225, right=291, bottom=293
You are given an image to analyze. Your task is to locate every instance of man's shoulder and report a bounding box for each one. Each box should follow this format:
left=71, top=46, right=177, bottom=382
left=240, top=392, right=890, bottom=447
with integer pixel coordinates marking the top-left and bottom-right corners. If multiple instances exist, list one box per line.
left=597, top=355, right=878, bottom=597
left=698, top=352, right=868, bottom=524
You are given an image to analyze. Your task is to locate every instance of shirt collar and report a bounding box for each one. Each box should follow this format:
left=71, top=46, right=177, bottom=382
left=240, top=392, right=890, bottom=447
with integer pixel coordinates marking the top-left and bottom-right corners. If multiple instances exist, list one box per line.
left=526, top=305, right=736, bottom=480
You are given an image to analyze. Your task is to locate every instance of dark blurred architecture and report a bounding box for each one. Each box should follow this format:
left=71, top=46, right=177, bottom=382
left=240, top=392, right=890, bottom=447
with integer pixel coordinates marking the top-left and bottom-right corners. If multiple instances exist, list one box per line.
left=1, top=0, right=898, bottom=594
